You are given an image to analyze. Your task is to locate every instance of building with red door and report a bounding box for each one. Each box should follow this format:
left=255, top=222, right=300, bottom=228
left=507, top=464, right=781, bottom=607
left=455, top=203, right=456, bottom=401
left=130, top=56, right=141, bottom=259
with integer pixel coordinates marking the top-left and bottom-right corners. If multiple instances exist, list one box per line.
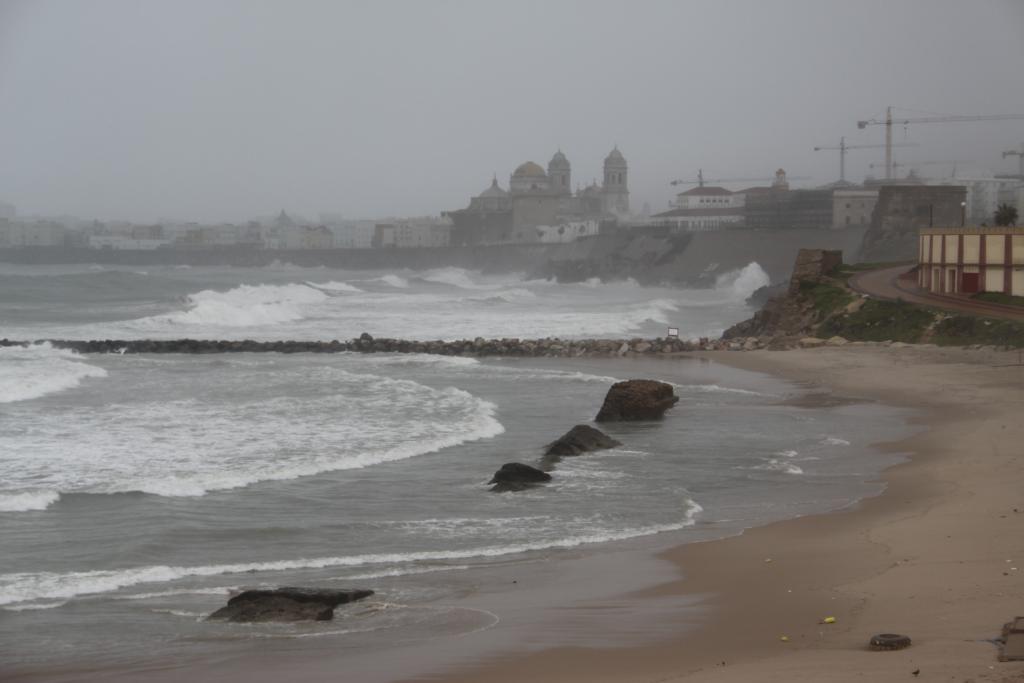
left=918, top=226, right=1024, bottom=296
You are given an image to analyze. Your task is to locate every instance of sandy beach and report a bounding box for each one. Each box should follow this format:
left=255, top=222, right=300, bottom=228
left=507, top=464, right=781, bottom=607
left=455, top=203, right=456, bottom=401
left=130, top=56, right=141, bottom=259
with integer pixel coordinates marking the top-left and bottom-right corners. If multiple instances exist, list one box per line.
left=427, top=345, right=1024, bottom=683
left=7, top=344, right=1023, bottom=683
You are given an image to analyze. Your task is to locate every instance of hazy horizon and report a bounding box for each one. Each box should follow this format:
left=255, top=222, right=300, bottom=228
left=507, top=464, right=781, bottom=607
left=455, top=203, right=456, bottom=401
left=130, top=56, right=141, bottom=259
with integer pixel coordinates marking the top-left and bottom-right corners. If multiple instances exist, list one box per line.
left=2, top=0, right=1024, bottom=224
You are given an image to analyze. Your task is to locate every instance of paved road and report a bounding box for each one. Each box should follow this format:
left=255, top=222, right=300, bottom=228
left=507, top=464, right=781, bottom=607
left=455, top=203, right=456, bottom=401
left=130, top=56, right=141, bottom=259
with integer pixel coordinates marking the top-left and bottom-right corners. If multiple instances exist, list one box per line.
left=848, top=265, right=1024, bottom=323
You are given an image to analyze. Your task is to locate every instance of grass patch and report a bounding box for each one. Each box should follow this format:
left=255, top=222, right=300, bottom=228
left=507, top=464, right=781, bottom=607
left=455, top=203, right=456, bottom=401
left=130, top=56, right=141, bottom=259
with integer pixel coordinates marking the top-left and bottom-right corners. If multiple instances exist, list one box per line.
left=798, top=280, right=854, bottom=315
left=971, top=292, right=1024, bottom=308
left=818, top=299, right=934, bottom=343
left=930, top=315, right=1024, bottom=348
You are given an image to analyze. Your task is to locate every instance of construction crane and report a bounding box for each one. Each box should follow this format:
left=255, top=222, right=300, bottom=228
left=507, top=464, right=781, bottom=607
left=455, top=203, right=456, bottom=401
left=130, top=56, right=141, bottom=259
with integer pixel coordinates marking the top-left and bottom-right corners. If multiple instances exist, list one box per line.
left=813, top=136, right=917, bottom=184
left=868, top=160, right=972, bottom=178
left=857, top=106, right=1024, bottom=179
left=669, top=169, right=808, bottom=187
left=1003, top=143, right=1024, bottom=176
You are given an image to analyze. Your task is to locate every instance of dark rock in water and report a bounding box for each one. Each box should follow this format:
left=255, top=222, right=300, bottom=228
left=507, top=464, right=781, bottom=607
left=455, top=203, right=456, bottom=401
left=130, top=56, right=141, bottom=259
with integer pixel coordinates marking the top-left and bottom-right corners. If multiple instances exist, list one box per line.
left=488, top=462, right=552, bottom=492
left=595, top=379, right=679, bottom=422
left=207, top=587, right=374, bottom=623
left=545, top=424, right=622, bottom=457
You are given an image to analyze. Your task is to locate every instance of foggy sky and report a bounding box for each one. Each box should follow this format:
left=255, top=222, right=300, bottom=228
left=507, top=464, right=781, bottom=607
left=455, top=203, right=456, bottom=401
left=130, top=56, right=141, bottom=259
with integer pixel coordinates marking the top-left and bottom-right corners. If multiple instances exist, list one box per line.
left=2, top=0, right=1023, bottom=223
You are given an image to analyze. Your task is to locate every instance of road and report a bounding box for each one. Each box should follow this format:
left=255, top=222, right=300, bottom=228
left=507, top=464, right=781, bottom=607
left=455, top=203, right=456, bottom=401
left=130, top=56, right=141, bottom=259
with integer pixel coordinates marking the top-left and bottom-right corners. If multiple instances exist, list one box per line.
left=848, top=265, right=1024, bottom=323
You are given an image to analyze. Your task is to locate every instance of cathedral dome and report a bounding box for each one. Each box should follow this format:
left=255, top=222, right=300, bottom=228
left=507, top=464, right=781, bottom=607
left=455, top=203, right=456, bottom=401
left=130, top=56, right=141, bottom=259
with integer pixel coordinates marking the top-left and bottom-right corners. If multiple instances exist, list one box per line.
left=548, top=150, right=570, bottom=169
left=512, top=161, right=546, bottom=177
left=604, top=147, right=626, bottom=166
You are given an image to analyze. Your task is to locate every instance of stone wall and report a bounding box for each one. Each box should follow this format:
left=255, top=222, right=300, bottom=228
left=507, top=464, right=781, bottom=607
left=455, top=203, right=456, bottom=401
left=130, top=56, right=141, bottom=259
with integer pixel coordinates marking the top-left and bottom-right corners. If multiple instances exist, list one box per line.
left=860, top=184, right=966, bottom=262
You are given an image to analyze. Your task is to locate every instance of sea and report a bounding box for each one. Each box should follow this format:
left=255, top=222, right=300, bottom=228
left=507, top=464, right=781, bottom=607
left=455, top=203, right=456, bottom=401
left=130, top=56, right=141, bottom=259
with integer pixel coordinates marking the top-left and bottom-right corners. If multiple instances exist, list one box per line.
left=0, top=262, right=912, bottom=680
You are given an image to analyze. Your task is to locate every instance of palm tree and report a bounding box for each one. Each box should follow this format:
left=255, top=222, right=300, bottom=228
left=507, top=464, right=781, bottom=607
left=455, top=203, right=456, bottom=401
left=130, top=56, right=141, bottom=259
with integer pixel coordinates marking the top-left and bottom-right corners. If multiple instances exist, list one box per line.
left=994, top=203, right=1018, bottom=226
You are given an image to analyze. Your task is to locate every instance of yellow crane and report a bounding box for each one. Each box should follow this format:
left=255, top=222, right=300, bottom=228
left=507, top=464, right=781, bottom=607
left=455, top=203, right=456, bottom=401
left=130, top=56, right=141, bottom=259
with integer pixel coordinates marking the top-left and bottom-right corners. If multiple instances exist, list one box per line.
left=857, top=106, right=1024, bottom=180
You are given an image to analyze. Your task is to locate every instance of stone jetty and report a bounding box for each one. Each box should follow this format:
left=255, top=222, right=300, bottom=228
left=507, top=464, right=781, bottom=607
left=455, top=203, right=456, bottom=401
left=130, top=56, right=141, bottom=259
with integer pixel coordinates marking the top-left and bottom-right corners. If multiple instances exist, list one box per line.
left=0, top=333, right=755, bottom=357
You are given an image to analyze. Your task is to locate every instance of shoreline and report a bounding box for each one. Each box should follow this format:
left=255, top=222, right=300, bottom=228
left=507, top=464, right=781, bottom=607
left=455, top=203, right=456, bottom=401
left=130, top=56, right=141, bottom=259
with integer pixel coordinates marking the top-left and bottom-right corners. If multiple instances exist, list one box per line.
left=425, top=345, right=1024, bottom=682
left=5, top=345, right=1023, bottom=682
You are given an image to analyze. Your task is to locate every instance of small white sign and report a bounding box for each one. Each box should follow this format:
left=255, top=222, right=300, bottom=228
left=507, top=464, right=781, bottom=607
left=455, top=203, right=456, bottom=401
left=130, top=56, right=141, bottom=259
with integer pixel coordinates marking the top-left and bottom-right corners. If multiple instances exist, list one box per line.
left=667, top=327, right=679, bottom=338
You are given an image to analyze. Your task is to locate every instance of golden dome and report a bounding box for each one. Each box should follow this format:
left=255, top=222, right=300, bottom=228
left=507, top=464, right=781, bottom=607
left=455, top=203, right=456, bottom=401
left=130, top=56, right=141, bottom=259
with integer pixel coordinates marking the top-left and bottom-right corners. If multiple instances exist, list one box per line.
left=512, top=161, right=546, bottom=177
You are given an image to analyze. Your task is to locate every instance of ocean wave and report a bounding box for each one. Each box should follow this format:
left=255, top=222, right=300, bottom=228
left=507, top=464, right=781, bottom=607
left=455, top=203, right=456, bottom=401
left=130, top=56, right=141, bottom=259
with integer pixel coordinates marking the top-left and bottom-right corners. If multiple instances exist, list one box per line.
left=714, top=262, right=770, bottom=300
left=0, top=343, right=107, bottom=404
left=672, top=383, right=766, bottom=397
left=418, top=267, right=484, bottom=289
left=374, top=274, right=408, bottom=288
left=0, top=490, right=61, bottom=512
left=306, top=280, right=363, bottom=293
left=0, top=369, right=505, bottom=504
left=136, top=283, right=328, bottom=328
left=752, top=458, right=804, bottom=475
left=0, top=505, right=702, bottom=606
left=822, top=437, right=851, bottom=446
left=357, top=354, right=481, bottom=368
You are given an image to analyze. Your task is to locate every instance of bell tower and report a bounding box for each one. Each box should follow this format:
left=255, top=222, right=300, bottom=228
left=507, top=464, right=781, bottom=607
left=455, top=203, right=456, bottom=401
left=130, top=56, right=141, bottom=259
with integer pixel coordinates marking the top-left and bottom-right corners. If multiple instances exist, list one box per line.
left=601, top=146, right=629, bottom=216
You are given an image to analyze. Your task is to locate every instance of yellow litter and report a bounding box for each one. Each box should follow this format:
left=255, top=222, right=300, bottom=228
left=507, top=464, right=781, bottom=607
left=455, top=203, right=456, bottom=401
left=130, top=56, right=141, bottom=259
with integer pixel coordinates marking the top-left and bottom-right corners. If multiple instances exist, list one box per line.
left=822, top=616, right=836, bottom=624
left=780, top=635, right=790, bottom=642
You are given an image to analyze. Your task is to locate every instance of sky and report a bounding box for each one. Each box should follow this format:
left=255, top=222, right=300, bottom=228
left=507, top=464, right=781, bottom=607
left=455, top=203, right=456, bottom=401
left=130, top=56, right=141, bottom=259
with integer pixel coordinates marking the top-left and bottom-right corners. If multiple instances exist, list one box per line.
left=1, top=0, right=1023, bottom=223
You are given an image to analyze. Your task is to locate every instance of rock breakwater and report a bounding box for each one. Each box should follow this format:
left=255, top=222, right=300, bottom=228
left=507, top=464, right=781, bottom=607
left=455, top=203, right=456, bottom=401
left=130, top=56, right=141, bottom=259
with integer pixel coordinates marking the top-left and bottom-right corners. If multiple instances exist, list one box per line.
left=0, top=333, right=731, bottom=357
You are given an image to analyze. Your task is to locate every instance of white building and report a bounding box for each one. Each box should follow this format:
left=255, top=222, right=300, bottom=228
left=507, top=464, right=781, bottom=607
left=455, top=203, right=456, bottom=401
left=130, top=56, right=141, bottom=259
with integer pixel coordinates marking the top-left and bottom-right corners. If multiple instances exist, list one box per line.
left=373, top=222, right=451, bottom=248
left=651, top=185, right=744, bottom=231
left=88, top=235, right=169, bottom=250
left=534, top=219, right=600, bottom=243
left=330, top=222, right=376, bottom=249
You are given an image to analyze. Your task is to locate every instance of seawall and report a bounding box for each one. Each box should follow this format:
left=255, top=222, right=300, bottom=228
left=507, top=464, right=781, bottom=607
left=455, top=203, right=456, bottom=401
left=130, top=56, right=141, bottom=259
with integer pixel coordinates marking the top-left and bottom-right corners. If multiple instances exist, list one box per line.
left=0, top=226, right=866, bottom=286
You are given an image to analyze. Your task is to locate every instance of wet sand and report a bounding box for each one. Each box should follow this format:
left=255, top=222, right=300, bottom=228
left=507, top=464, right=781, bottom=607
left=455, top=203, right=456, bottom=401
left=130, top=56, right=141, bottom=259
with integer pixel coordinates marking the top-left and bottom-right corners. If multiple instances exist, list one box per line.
left=427, top=345, right=1024, bottom=682
left=10, top=346, right=1024, bottom=683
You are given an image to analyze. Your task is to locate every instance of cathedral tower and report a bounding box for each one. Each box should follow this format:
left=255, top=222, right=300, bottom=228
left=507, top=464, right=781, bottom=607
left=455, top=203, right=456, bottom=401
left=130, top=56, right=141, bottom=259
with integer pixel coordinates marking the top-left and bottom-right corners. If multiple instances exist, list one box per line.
left=601, top=146, right=629, bottom=217
left=548, top=150, right=572, bottom=196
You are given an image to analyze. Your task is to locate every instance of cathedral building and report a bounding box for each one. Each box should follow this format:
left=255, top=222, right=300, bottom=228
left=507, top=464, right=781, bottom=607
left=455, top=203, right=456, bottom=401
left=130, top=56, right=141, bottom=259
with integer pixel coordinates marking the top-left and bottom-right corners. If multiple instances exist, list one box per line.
left=446, top=148, right=630, bottom=246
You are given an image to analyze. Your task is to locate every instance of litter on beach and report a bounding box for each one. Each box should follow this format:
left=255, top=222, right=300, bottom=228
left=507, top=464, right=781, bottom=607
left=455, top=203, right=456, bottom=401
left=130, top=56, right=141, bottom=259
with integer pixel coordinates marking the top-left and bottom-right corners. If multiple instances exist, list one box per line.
left=822, top=616, right=836, bottom=624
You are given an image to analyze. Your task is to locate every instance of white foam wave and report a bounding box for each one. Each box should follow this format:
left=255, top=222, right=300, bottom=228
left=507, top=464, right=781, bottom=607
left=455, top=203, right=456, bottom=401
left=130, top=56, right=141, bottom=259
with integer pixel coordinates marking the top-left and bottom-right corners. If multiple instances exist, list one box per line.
left=0, top=490, right=60, bottom=512
left=0, top=343, right=107, bottom=404
left=0, top=369, right=505, bottom=503
left=0, top=505, right=701, bottom=605
left=823, top=437, right=851, bottom=446
left=673, top=383, right=765, bottom=397
left=3, top=600, right=68, bottom=611
left=714, top=262, right=770, bottom=300
left=342, top=565, right=472, bottom=581
left=359, top=354, right=481, bottom=368
left=753, top=458, right=804, bottom=475
left=420, top=267, right=483, bottom=289
left=140, top=283, right=328, bottom=328
left=776, top=449, right=799, bottom=458
left=307, top=280, right=363, bottom=293
left=375, top=274, right=408, bottom=288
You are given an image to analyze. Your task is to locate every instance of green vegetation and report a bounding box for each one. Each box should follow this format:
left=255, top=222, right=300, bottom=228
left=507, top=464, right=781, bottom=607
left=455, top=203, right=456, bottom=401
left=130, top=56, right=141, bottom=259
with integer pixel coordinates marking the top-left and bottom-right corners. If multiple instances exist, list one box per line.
left=995, top=203, right=1019, bottom=227
left=792, top=264, right=1024, bottom=348
left=930, top=315, right=1024, bottom=347
left=818, top=299, right=936, bottom=343
left=972, top=291, right=1024, bottom=308
left=798, top=279, right=854, bottom=315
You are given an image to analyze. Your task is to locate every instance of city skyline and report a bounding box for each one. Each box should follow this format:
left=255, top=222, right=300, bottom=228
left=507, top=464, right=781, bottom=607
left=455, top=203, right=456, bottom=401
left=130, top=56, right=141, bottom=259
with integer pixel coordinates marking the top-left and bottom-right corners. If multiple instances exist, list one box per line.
left=1, top=0, right=1023, bottom=223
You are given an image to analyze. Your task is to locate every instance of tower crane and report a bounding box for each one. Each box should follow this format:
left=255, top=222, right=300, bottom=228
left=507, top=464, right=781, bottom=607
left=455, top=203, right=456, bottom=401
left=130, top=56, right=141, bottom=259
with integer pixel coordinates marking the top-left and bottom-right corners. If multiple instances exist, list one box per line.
left=857, top=106, right=1024, bottom=180
left=1003, top=143, right=1024, bottom=176
left=813, top=136, right=917, bottom=184
left=669, top=169, right=808, bottom=187
left=868, top=160, right=973, bottom=177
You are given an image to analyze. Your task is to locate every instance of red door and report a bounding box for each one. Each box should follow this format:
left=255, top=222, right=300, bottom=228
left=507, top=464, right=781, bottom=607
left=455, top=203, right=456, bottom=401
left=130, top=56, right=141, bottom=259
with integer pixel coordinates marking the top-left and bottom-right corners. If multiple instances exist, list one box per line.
left=961, top=273, right=980, bottom=294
